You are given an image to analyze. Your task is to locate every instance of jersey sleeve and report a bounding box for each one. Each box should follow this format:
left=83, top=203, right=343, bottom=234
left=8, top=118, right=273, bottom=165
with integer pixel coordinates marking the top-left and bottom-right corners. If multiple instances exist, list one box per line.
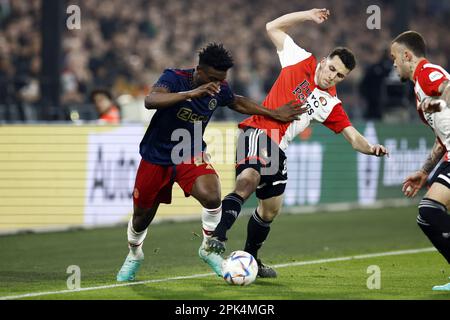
left=153, top=69, right=179, bottom=93
left=218, top=81, right=235, bottom=106
left=322, top=104, right=352, bottom=134
left=277, top=35, right=312, bottom=68
left=418, top=68, right=449, bottom=97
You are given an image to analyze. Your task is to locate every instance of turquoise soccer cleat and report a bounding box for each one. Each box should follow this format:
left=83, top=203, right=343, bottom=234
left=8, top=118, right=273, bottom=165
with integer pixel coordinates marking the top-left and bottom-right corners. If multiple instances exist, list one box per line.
left=432, top=281, right=450, bottom=291
left=199, top=245, right=224, bottom=277
left=116, top=254, right=143, bottom=282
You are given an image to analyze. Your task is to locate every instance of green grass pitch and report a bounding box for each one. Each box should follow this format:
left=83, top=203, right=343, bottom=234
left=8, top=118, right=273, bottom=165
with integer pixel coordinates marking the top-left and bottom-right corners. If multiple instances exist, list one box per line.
left=0, top=206, right=449, bottom=300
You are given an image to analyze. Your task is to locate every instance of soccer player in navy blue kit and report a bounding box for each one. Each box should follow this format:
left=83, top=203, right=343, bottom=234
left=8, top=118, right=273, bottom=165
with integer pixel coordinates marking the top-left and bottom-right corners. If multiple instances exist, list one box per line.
left=117, top=43, right=305, bottom=281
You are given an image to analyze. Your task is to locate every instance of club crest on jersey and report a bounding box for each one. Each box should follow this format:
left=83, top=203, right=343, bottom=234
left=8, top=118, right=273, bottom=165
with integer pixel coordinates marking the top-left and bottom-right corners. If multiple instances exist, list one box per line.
left=208, top=98, right=218, bottom=110
left=319, top=97, right=327, bottom=106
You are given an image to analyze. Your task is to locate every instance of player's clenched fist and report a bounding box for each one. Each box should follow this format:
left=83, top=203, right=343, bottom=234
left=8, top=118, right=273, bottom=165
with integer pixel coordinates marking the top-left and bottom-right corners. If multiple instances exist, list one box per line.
left=308, top=8, right=330, bottom=24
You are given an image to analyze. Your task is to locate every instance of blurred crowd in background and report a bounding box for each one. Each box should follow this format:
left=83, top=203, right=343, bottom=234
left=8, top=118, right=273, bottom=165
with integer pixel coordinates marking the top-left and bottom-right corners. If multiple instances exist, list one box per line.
left=0, top=0, right=449, bottom=123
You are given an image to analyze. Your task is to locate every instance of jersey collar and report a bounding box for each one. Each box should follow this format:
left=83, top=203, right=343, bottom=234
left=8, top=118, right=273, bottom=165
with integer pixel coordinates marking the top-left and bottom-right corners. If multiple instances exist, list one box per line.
left=187, top=68, right=195, bottom=88
left=413, top=59, right=429, bottom=82
left=314, top=63, right=320, bottom=87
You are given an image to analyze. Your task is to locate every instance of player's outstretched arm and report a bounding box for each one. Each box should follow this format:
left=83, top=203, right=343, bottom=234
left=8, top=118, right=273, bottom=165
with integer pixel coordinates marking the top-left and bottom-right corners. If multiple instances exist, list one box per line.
left=402, top=137, right=446, bottom=198
left=230, top=95, right=307, bottom=122
left=341, top=126, right=389, bottom=157
left=145, top=82, right=221, bottom=109
left=266, top=8, right=330, bottom=51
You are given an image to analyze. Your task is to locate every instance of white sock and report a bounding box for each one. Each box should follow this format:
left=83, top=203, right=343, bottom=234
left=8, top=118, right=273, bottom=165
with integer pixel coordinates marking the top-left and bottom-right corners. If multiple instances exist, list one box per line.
left=127, top=218, right=147, bottom=260
left=201, top=205, right=222, bottom=246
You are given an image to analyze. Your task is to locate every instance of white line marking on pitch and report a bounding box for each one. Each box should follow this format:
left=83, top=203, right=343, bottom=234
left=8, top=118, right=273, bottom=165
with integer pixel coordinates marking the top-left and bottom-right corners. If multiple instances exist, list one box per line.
left=0, top=247, right=437, bottom=300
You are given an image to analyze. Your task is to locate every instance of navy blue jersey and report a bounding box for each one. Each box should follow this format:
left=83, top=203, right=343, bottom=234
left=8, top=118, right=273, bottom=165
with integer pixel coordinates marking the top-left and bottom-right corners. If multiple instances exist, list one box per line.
left=140, top=68, right=235, bottom=165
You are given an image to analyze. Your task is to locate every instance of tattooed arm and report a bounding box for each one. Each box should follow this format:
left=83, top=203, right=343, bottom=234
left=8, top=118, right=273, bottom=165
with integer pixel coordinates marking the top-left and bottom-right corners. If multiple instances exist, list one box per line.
left=402, top=137, right=446, bottom=197
left=421, top=138, right=447, bottom=174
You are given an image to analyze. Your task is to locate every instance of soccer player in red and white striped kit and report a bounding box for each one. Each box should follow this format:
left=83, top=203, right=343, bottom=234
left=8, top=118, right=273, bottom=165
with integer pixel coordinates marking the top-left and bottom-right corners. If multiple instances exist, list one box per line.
left=206, top=8, right=389, bottom=277
left=391, top=31, right=450, bottom=291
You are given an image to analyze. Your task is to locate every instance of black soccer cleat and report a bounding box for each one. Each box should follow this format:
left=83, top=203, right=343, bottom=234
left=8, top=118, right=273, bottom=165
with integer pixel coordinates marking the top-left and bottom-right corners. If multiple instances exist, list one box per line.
left=256, top=259, right=277, bottom=278
left=205, top=237, right=226, bottom=255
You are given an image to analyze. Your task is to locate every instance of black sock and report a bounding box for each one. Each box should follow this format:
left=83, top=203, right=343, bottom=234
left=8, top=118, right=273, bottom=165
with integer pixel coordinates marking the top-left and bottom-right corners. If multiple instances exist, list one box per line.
left=244, top=209, right=272, bottom=259
left=418, top=198, right=450, bottom=263
left=213, top=193, right=244, bottom=241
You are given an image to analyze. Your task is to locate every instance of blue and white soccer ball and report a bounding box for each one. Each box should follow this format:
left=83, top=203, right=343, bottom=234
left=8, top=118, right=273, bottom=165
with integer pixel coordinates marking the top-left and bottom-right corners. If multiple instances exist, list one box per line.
left=222, top=250, right=258, bottom=286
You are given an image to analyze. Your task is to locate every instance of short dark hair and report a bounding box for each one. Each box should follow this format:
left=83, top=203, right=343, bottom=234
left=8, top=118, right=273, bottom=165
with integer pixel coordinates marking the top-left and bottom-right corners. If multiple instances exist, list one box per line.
left=392, top=31, right=427, bottom=57
left=198, top=43, right=234, bottom=71
left=329, top=47, right=356, bottom=71
left=90, top=88, right=113, bottom=102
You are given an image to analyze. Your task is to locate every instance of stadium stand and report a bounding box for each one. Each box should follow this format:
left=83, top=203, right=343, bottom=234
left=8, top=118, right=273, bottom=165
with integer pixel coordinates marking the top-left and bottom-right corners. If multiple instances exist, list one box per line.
left=0, top=0, right=449, bottom=122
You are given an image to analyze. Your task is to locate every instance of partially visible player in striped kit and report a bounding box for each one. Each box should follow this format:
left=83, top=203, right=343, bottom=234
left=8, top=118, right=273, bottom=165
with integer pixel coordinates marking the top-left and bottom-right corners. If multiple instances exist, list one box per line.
left=391, top=31, right=450, bottom=291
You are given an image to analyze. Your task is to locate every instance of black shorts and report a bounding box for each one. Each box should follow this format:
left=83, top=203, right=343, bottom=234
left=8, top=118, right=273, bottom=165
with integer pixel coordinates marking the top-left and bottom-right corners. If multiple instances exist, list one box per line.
left=429, top=161, right=450, bottom=189
left=235, top=127, right=287, bottom=200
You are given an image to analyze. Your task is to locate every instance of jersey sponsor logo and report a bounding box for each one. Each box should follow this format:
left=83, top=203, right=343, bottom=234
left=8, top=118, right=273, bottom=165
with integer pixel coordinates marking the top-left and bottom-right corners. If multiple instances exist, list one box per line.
left=177, top=107, right=208, bottom=123
left=319, top=97, right=327, bottom=106
left=292, top=80, right=312, bottom=104
left=429, top=71, right=444, bottom=82
left=208, top=98, right=218, bottom=110
left=306, top=94, right=322, bottom=116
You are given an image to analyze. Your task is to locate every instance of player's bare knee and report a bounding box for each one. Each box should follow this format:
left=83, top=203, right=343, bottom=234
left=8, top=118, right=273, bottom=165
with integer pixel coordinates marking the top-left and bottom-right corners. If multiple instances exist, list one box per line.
left=133, top=206, right=148, bottom=218
left=195, top=190, right=221, bottom=209
left=235, top=169, right=260, bottom=199
left=272, top=207, right=281, bottom=219
left=202, top=197, right=222, bottom=209
left=258, top=207, right=279, bottom=221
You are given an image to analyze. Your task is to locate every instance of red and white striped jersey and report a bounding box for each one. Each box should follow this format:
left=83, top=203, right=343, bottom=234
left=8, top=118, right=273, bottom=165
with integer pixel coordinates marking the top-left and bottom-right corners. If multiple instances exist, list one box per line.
left=414, top=59, right=450, bottom=152
left=239, top=35, right=352, bottom=151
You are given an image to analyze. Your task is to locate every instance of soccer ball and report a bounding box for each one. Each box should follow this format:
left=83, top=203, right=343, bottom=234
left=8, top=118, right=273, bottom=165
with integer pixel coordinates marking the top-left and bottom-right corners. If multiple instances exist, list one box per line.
left=222, top=250, right=258, bottom=286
